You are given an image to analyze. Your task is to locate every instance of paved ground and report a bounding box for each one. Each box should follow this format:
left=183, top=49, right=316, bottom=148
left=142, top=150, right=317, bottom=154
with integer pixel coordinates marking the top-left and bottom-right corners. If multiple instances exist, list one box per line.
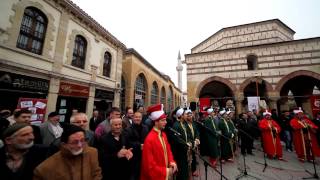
left=193, top=141, right=320, bottom=180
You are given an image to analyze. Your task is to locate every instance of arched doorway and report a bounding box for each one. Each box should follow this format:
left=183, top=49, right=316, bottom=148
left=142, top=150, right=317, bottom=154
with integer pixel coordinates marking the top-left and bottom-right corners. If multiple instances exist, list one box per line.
left=199, top=80, right=234, bottom=110
left=241, top=78, right=271, bottom=112
left=278, top=75, right=320, bottom=116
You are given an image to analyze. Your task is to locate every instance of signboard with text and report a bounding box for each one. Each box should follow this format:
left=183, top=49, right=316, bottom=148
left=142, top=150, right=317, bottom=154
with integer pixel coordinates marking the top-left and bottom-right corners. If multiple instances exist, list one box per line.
left=59, top=82, right=89, bottom=97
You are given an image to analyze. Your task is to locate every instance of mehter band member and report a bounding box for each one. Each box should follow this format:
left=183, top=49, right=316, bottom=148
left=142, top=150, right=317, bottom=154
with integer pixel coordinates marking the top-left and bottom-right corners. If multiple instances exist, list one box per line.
left=258, top=110, right=283, bottom=160
left=140, top=104, right=177, bottom=180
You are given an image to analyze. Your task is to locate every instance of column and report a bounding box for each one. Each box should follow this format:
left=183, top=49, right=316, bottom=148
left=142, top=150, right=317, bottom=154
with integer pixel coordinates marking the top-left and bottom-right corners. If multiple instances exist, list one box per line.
left=236, top=93, right=244, bottom=115
left=45, top=77, right=60, bottom=120
left=86, top=84, right=95, bottom=119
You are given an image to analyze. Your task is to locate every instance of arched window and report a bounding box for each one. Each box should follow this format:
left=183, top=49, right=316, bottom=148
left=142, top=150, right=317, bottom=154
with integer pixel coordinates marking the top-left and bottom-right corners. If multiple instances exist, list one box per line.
left=161, top=87, right=166, bottom=107
left=135, top=74, right=147, bottom=107
left=103, top=51, right=112, bottom=77
left=120, top=76, right=126, bottom=112
left=71, top=35, right=87, bottom=69
left=151, top=82, right=159, bottom=105
left=247, top=55, right=258, bottom=70
left=167, top=87, right=173, bottom=112
left=16, top=7, right=47, bottom=55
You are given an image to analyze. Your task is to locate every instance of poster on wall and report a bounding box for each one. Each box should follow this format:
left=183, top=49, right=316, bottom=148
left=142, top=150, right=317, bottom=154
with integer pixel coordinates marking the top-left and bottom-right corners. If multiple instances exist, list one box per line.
left=199, top=98, right=210, bottom=112
left=310, top=95, right=320, bottom=117
left=247, top=96, right=260, bottom=112
left=17, top=98, right=47, bottom=126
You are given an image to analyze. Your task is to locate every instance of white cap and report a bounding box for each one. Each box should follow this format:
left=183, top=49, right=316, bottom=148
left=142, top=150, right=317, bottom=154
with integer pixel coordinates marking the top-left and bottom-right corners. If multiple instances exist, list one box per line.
left=219, top=109, right=226, bottom=115
left=176, top=108, right=184, bottom=117
left=226, top=110, right=233, bottom=115
left=293, top=107, right=303, bottom=114
left=263, top=110, right=271, bottom=116
left=207, top=108, right=213, bottom=114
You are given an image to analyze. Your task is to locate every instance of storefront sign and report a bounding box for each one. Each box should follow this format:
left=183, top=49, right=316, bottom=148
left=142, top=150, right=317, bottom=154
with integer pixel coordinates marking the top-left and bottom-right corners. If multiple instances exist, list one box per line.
left=310, top=95, right=320, bottom=117
left=95, top=89, right=114, bottom=100
left=0, top=71, right=49, bottom=92
left=59, top=82, right=89, bottom=97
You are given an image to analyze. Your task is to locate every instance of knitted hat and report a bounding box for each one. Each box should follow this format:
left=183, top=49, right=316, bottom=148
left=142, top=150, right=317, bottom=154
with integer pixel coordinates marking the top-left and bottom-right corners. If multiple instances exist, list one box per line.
left=263, top=110, right=272, bottom=116
left=147, top=104, right=167, bottom=121
left=293, top=107, right=303, bottom=114
left=61, top=124, right=84, bottom=143
left=176, top=108, right=184, bottom=118
left=2, top=123, right=29, bottom=139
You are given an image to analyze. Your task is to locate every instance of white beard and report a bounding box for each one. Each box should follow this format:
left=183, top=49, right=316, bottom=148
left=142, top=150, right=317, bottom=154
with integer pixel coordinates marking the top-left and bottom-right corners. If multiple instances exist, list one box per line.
left=14, top=141, right=34, bottom=149
left=70, top=148, right=83, bottom=156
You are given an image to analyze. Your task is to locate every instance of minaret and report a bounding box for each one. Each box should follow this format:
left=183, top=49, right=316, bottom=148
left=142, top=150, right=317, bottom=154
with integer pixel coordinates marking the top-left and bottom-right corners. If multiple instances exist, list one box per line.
left=176, top=51, right=183, bottom=90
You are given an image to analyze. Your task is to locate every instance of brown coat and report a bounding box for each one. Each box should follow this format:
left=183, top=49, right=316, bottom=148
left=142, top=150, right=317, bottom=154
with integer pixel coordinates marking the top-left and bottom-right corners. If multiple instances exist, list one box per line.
left=33, top=146, right=102, bottom=180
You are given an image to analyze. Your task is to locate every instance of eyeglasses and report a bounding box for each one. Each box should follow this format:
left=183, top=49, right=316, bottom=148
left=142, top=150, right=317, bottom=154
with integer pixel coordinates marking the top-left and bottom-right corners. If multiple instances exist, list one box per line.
left=68, top=139, right=87, bottom=146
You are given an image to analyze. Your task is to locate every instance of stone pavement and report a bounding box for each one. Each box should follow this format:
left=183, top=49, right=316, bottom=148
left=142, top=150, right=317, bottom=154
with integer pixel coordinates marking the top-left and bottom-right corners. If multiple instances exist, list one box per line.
left=193, top=141, right=320, bottom=180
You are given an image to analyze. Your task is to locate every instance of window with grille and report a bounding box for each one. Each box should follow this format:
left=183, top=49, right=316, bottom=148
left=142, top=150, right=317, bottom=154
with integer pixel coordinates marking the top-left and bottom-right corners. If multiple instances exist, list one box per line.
left=103, top=52, right=112, bottom=77
left=16, top=7, right=47, bottom=55
left=135, top=74, right=147, bottom=107
left=71, top=35, right=87, bottom=69
left=151, top=82, right=159, bottom=105
left=161, top=87, right=166, bottom=107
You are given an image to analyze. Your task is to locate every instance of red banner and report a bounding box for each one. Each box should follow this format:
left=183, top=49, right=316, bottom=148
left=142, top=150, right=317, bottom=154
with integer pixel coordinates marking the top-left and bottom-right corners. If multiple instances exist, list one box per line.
left=310, top=95, right=320, bottom=117
left=17, top=98, right=47, bottom=125
left=199, top=98, right=210, bottom=112
left=59, top=82, right=89, bottom=97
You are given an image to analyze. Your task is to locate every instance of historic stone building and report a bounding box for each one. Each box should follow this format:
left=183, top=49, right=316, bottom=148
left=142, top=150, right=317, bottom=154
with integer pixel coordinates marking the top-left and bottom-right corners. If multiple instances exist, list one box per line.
left=0, top=0, right=125, bottom=122
left=122, top=48, right=182, bottom=113
left=185, top=19, right=320, bottom=116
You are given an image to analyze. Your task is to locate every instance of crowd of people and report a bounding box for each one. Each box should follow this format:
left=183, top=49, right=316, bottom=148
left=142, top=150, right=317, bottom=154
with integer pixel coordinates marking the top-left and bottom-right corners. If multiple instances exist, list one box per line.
left=0, top=104, right=319, bottom=180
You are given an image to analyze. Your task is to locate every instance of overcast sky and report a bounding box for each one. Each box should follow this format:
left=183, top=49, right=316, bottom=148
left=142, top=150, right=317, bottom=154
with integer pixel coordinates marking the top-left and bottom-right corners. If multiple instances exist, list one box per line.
left=71, top=0, right=320, bottom=91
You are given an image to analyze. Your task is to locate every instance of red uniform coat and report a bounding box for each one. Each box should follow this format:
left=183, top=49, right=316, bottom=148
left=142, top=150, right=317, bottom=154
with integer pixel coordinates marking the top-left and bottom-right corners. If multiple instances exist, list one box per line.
left=290, top=118, right=320, bottom=159
left=258, top=118, right=282, bottom=158
left=140, top=127, right=176, bottom=180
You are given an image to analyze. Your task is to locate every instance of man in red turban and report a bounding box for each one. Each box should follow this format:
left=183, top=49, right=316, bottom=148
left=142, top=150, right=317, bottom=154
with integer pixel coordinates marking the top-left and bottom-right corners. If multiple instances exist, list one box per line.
left=258, top=110, right=283, bottom=160
left=290, top=108, right=320, bottom=162
left=140, top=104, right=177, bottom=180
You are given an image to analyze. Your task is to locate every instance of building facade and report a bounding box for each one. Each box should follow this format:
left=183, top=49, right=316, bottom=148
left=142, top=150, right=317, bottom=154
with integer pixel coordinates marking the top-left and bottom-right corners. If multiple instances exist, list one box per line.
left=122, top=48, right=182, bottom=113
left=185, top=19, right=320, bottom=116
left=0, top=0, right=125, bottom=122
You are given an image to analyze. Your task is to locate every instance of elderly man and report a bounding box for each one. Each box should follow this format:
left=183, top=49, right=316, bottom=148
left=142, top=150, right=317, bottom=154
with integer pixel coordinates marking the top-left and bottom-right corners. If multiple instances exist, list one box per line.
left=40, top=112, right=63, bottom=146
left=95, top=107, right=121, bottom=139
left=259, top=110, right=283, bottom=160
left=140, top=104, right=177, bottom=180
left=123, top=111, right=149, bottom=180
left=100, top=117, right=133, bottom=180
left=14, top=109, right=42, bottom=144
left=70, top=113, right=94, bottom=146
left=0, top=123, right=48, bottom=180
left=33, top=124, right=102, bottom=180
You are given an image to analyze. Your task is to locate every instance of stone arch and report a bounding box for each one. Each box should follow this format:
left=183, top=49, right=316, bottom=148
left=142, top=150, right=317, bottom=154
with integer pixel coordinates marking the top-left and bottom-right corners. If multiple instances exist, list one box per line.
left=276, top=70, right=320, bottom=92
left=196, top=76, right=237, bottom=97
left=239, top=77, right=273, bottom=93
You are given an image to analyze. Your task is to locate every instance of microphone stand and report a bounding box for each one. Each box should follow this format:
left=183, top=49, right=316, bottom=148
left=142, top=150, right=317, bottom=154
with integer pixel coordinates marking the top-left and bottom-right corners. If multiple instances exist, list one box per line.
left=253, top=127, right=283, bottom=172
left=168, top=127, right=228, bottom=180
left=302, top=129, right=319, bottom=180
left=194, top=121, right=230, bottom=180
left=235, top=128, right=261, bottom=180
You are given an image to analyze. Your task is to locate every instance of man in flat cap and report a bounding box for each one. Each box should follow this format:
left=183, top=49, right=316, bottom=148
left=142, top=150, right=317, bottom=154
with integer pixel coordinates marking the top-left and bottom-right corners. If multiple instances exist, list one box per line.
left=0, top=123, right=48, bottom=180
left=34, top=124, right=102, bottom=180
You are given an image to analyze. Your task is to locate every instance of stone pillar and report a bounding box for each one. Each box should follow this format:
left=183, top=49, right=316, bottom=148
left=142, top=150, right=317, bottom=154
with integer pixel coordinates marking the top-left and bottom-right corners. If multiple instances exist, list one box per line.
left=46, top=77, right=60, bottom=120
left=113, top=89, right=120, bottom=107
left=302, top=99, right=312, bottom=118
left=86, top=85, right=95, bottom=120
left=269, top=97, right=279, bottom=111
left=235, top=92, right=244, bottom=115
